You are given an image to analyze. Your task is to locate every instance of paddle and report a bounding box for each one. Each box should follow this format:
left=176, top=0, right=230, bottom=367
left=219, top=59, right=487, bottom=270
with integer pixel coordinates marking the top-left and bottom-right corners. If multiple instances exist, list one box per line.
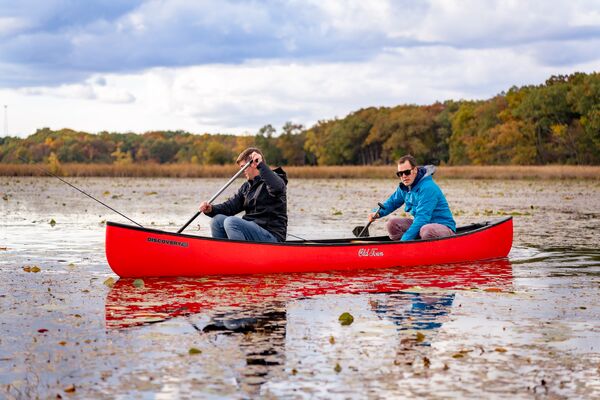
left=177, top=159, right=253, bottom=233
left=353, top=202, right=385, bottom=238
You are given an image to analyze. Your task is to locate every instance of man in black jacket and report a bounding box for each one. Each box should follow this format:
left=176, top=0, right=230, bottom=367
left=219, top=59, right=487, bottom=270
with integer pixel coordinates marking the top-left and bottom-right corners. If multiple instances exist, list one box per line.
left=199, top=147, right=287, bottom=242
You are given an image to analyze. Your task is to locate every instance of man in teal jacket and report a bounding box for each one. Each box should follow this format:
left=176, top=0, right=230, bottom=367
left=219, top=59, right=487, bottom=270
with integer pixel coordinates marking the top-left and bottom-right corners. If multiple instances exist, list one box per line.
left=369, top=155, right=456, bottom=241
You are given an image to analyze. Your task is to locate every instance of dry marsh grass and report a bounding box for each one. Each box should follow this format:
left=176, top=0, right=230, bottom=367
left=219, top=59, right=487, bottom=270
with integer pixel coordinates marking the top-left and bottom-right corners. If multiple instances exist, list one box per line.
left=1, top=163, right=599, bottom=179
left=434, top=165, right=600, bottom=180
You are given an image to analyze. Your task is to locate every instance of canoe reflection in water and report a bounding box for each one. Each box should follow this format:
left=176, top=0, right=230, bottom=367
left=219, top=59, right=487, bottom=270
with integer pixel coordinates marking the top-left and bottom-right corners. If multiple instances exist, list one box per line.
left=105, top=260, right=512, bottom=396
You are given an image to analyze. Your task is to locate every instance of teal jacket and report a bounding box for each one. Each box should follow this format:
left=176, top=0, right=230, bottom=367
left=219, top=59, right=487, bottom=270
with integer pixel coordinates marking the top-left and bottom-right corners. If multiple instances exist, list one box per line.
left=378, top=166, right=455, bottom=241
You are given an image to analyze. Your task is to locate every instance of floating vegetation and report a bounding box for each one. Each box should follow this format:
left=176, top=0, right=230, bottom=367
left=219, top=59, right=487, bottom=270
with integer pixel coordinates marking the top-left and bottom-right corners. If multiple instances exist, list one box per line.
left=496, top=210, right=532, bottom=216
left=339, top=312, right=354, bottom=326
left=103, top=277, right=116, bottom=288
left=423, top=356, right=431, bottom=368
left=133, top=279, right=145, bottom=289
left=64, top=384, right=76, bottom=393
left=476, top=209, right=532, bottom=217
left=23, top=265, right=41, bottom=273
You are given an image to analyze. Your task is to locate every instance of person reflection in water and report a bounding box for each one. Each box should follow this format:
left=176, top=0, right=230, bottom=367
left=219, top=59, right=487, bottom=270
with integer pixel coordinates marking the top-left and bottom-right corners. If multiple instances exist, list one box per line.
left=371, top=291, right=455, bottom=340
left=200, top=305, right=287, bottom=397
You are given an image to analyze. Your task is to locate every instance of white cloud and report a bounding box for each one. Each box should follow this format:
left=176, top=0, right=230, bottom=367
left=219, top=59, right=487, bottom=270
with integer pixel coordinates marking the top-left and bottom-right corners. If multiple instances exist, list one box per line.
left=0, top=16, right=30, bottom=37
left=1, top=0, right=599, bottom=137
left=17, top=77, right=135, bottom=104
left=4, top=41, right=597, bottom=137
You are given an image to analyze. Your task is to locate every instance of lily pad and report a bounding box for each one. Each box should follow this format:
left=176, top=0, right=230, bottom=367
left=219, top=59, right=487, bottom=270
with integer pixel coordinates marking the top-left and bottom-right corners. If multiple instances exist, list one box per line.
left=338, top=312, right=354, bottom=326
left=64, top=384, right=76, bottom=393
left=484, top=287, right=503, bottom=292
left=133, top=279, right=145, bottom=288
left=103, top=277, right=116, bottom=288
left=423, top=356, right=431, bottom=368
left=23, top=265, right=40, bottom=273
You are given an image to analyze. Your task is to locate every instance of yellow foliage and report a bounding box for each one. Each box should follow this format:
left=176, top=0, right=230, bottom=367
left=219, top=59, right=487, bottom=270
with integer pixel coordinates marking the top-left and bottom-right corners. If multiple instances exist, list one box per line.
left=111, top=147, right=133, bottom=165
left=47, top=152, right=64, bottom=175
left=551, top=124, right=568, bottom=138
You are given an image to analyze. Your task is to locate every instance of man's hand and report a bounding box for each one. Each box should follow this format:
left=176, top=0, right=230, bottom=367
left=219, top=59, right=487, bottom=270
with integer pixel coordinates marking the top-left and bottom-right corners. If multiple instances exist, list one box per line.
left=199, top=201, right=212, bottom=214
left=368, top=212, right=379, bottom=223
left=250, top=151, right=263, bottom=166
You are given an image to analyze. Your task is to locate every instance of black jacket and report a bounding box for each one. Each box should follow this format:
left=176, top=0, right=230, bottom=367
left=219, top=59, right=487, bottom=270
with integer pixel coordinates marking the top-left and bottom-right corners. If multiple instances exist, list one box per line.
left=206, top=162, right=288, bottom=242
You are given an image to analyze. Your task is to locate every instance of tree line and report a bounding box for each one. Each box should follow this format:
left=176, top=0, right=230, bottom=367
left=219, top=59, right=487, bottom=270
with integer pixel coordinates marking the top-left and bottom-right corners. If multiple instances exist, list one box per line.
left=1, top=71, right=598, bottom=166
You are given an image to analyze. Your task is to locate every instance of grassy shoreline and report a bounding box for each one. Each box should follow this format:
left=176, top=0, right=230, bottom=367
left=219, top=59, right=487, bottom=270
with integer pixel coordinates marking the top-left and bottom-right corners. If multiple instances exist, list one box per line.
left=1, top=163, right=599, bottom=179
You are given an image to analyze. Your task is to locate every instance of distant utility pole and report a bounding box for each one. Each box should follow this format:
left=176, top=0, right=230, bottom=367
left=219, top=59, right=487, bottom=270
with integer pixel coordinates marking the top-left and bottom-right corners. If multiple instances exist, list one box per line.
left=3, top=105, right=7, bottom=136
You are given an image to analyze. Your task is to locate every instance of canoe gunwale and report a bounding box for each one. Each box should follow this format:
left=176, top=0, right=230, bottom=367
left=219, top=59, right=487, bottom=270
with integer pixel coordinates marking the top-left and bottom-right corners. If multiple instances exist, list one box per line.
left=106, top=216, right=512, bottom=247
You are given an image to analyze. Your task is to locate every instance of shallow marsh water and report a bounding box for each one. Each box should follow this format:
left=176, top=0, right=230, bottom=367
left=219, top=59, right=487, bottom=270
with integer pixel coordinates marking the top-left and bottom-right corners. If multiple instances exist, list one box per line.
left=1, top=176, right=599, bottom=399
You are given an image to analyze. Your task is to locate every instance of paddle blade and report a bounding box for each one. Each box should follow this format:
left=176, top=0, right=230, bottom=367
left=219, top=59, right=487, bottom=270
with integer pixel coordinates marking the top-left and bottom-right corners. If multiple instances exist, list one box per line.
left=352, top=225, right=369, bottom=238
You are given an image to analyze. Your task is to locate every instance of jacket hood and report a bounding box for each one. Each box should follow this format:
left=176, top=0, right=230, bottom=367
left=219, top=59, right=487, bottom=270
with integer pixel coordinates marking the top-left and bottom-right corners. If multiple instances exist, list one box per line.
left=250, top=166, right=288, bottom=185
left=272, top=166, right=288, bottom=185
left=399, top=165, right=436, bottom=192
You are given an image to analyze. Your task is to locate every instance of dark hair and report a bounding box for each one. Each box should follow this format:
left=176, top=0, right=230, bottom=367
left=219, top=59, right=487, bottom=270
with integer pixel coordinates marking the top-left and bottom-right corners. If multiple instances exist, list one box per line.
left=397, top=154, right=417, bottom=168
left=236, top=147, right=264, bottom=164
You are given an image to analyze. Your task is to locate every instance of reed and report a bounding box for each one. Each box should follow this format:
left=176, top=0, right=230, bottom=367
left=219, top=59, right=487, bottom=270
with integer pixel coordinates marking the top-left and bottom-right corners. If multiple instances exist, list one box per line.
left=434, top=165, right=600, bottom=180
left=0, top=163, right=240, bottom=178
left=0, top=163, right=599, bottom=179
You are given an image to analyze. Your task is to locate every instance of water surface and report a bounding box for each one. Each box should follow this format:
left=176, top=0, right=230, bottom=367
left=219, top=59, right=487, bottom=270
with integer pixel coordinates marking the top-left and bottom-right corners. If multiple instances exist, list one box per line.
left=1, top=177, right=599, bottom=399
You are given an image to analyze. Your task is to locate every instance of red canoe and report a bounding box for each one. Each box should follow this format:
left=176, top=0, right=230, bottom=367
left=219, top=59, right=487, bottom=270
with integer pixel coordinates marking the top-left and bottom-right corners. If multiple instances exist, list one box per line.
left=105, top=217, right=512, bottom=277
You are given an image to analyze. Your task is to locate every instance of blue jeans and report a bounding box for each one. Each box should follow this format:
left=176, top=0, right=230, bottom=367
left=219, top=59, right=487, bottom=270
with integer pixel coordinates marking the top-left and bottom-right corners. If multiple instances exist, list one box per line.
left=210, top=214, right=279, bottom=243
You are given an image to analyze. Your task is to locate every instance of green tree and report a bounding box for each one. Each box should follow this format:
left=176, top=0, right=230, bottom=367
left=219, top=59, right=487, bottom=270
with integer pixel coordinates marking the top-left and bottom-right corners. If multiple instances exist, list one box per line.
left=203, top=140, right=234, bottom=165
left=278, top=122, right=306, bottom=165
left=149, top=139, right=178, bottom=163
left=255, top=124, right=283, bottom=165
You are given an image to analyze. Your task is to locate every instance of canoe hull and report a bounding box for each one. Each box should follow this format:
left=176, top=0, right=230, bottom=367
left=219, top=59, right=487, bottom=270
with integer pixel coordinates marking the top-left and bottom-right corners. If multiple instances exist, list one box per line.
left=105, top=217, right=513, bottom=277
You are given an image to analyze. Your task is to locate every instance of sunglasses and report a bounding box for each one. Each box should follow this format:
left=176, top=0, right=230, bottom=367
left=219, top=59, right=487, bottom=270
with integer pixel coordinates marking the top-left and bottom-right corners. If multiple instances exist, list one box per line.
left=396, top=168, right=414, bottom=177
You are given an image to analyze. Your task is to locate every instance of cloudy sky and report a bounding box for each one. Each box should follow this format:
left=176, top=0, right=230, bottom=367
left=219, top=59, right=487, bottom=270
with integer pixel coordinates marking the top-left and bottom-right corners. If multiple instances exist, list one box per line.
left=1, top=0, right=599, bottom=138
